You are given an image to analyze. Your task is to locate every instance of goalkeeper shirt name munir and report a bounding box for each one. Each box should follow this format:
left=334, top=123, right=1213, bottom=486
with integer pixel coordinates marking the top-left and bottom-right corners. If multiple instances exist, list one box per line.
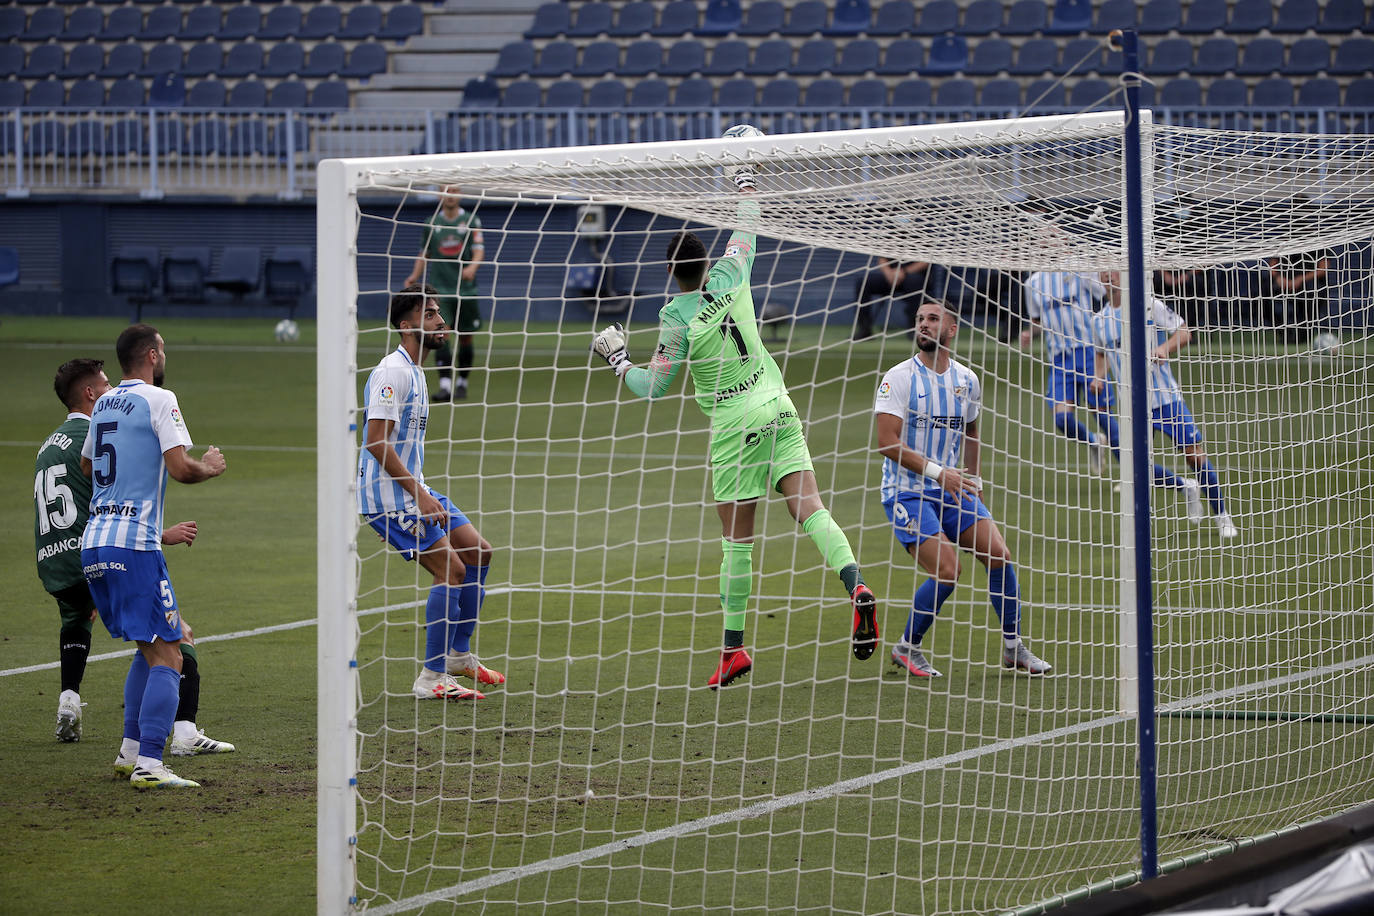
left=35, top=413, right=94, bottom=592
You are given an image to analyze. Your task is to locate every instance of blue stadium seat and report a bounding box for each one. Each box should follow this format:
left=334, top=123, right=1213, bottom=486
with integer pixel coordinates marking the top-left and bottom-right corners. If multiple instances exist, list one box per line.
left=717, top=77, right=756, bottom=107
left=268, top=79, right=307, bottom=108
left=500, top=79, right=541, bottom=107
left=1237, top=38, right=1284, bottom=76
left=981, top=78, right=1022, bottom=109
left=179, top=4, right=220, bottom=40
left=792, top=38, right=836, bottom=75
left=459, top=77, right=498, bottom=108
left=309, top=80, right=349, bottom=109
left=182, top=41, right=223, bottom=78
left=661, top=39, right=704, bottom=76
left=574, top=40, right=620, bottom=77
left=966, top=38, right=1012, bottom=75
left=936, top=78, right=976, bottom=107
left=21, top=44, right=63, bottom=78
left=610, top=1, right=655, bottom=37
left=1331, top=38, right=1374, bottom=76
left=140, top=42, right=183, bottom=77
left=849, top=78, right=887, bottom=106
left=1207, top=77, right=1249, bottom=108
left=1145, top=38, right=1192, bottom=76
left=891, top=78, right=932, bottom=107
left=163, top=247, right=211, bottom=301
left=139, top=6, right=181, bottom=41
left=0, top=45, right=23, bottom=77
left=1317, top=0, right=1365, bottom=33
left=621, top=39, right=663, bottom=75
left=532, top=40, right=576, bottom=77
left=652, top=1, right=698, bottom=36
left=228, top=78, right=267, bottom=107
left=100, top=5, right=141, bottom=40
left=107, top=77, right=145, bottom=108
left=1286, top=38, right=1329, bottom=76
left=1272, top=0, right=1317, bottom=32
left=698, top=0, right=742, bottom=36
left=148, top=72, right=185, bottom=107
left=23, top=6, right=64, bottom=41
left=343, top=41, right=387, bottom=78
left=1193, top=37, right=1238, bottom=75
left=1002, top=0, right=1047, bottom=35
left=869, top=0, right=914, bottom=35
left=1297, top=78, right=1340, bottom=108
left=221, top=42, right=264, bottom=78
left=187, top=77, right=226, bottom=107
left=1347, top=79, right=1374, bottom=109
left=29, top=118, right=67, bottom=156
left=1069, top=77, right=1114, bottom=109
left=1138, top=0, right=1181, bottom=34
left=629, top=78, right=669, bottom=107
left=1024, top=78, right=1065, bottom=108
left=378, top=3, right=423, bottom=40
left=61, top=43, right=105, bottom=78
left=27, top=77, right=65, bottom=107
left=0, top=6, right=24, bottom=40
left=828, top=0, right=870, bottom=35
left=760, top=77, right=800, bottom=106
left=184, top=117, right=229, bottom=155
left=491, top=41, right=535, bottom=78
left=804, top=76, right=844, bottom=106
left=220, top=5, right=260, bottom=40
left=737, top=0, right=784, bottom=35
left=265, top=246, right=313, bottom=308
left=586, top=77, right=626, bottom=107
left=339, top=5, right=382, bottom=39
left=300, top=4, right=342, bottom=39
left=0, top=82, right=23, bottom=109
left=1012, top=38, right=1057, bottom=75
left=61, top=5, right=102, bottom=40
left=525, top=2, right=569, bottom=39
left=878, top=38, right=924, bottom=75
left=704, top=39, right=749, bottom=76
left=112, top=247, right=159, bottom=303
left=783, top=0, right=828, bottom=35
left=1159, top=77, right=1202, bottom=107
left=1094, top=0, right=1136, bottom=31
left=672, top=77, right=714, bottom=107
left=835, top=38, right=880, bottom=75
left=1252, top=77, right=1293, bottom=108
left=569, top=1, right=613, bottom=37
left=270, top=119, right=309, bottom=156
left=259, top=5, right=302, bottom=40
left=67, top=78, right=105, bottom=107
left=261, top=40, right=306, bottom=79
left=229, top=119, right=269, bottom=156
left=912, top=0, right=957, bottom=34
left=921, top=34, right=967, bottom=75
left=1226, top=0, right=1271, bottom=33
left=1046, top=0, right=1091, bottom=34
left=1179, top=0, right=1226, bottom=33
left=1101, top=45, right=1123, bottom=73
left=303, top=41, right=346, bottom=78
left=748, top=39, right=793, bottom=75
left=545, top=79, right=583, bottom=107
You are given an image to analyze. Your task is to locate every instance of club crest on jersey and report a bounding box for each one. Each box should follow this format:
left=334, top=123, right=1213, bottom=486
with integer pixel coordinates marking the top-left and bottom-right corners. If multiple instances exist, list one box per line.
left=379, top=385, right=395, bottom=402
left=165, top=608, right=179, bottom=627
left=954, top=385, right=968, bottom=398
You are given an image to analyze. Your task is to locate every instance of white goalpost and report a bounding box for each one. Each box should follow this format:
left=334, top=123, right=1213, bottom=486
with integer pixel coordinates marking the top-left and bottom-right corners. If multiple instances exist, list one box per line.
left=318, top=113, right=1374, bottom=915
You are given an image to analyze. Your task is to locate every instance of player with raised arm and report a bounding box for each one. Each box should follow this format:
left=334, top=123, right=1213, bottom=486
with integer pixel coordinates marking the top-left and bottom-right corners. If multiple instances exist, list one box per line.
left=80, top=326, right=228, bottom=789
left=1090, top=273, right=1238, bottom=538
left=878, top=299, right=1051, bottom=678
left=590, top=129, right=878, bottom=689
left=359, top=284, right=501, bottom=700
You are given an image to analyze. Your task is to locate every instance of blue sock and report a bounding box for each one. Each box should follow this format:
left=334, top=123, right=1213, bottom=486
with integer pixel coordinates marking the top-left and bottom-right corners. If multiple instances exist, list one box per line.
left=988, top=565, right=1021, bottom=642
left=424, top=585, right=456, bottom=672
left=1095, top=412, right=1122, bottom=451
left=905, top=580, right=955, bottom=644
left=448, top=565, right=484, bottom=654
left=1196, top=461, right=1226, bottom=514
left=1054, top=411, right=1096, bottom=445
left=123, top=652, right=150, bottom=742
left=137, top=665, right=180, bottom=760
left=1153, top=464, right=1186, bottom=489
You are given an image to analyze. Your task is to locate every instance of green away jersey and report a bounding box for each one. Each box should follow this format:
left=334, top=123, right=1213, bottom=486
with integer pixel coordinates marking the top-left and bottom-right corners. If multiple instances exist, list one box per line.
left=421, top=208, right=483, bottom=297
left=34, top=415, right=92, bottom=593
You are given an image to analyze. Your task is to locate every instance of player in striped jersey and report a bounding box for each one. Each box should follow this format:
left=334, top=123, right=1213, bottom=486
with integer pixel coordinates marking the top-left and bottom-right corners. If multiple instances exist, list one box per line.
left=1090, top=274, right=1238, bottom=538
left=876, top=299, right=1051, bottom=677
left=359, top=284, right=502, bottom=701
left=1020, top=270, right=1119, bottom=474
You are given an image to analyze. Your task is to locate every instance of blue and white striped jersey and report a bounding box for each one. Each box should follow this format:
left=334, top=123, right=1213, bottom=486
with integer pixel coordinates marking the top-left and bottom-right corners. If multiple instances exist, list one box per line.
left=1024, top=271, right=1105, bottom=356
left=357, top=346, right=428, bottom=514
left=80, top=380, right=193, bottom=552
left=1091, top=298, right=1187, bottom=410
left=874, top=356, right=982, bottom=503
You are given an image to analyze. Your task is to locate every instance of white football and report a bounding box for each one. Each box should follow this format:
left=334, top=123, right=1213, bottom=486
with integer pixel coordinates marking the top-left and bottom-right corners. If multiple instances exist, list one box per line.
left=275, top=318, right=300, bottom=343
left=1311, top=330, right=1340, bottom=356
left=722, top=124, right=764, bottom=139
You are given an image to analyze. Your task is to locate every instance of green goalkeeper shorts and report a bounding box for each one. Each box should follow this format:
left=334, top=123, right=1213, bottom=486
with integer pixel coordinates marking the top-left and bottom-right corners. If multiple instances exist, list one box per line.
left=709, top=395, right=814, bottom=503
left=437, top=293, right=483, bottom=334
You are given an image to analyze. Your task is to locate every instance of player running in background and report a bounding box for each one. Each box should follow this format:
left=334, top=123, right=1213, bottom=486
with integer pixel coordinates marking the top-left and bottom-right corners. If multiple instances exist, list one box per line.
left=877, top=299, right=1052, bottom=678
left=37, top=357, right=234, bottom=757
left=1090, top=273, right=1239, bottom=539
left=359, top=284, right=502, bottom=701
left=590, top=152, right=878, bottom=690
left=80, top=326, right=228, bottom=788
left=405, top=185, right=485, bottom=402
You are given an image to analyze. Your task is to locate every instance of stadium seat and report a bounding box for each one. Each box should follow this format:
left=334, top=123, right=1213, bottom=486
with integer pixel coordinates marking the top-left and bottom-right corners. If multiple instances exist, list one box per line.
left=760, top=77, right=799, bottom=107
left=27, top=78, right=65, bottom=108
left=0, top=45, right=19, bottom=78
left=1297, top=78, right=1340, bottom=108
left=652, top=1, right=698, bottom=36
left=303, top=41, right=346, bottom=78
left=575, top=40, right=620, bottom=77
left=491, top=41, right=535, bottom=78
left=1252, top=77, right=1293, bottom=108
left=1002, top=0, right=1047, bottom=35
left=1237, top=38, right=1284, bottom=76
left=703, top=39, right=747, bottom=76
left=1145, top=38, right=1192, bottom=76
left=1226, top=0, right=1272, bottom=33
left=878, top=38, right=924, bottom=75
left=717, top=77, right=756, bottom=107
left=29, top=118, right=67, bottom=156
left=1207, top=77, right=1249, bottom=108
left=67, top=78, right=105, bottom=107
left=586, top=77, right=625, bottom=107
left=1317, top=0, right=1365, bottom=33
left=221, top=42, right=264, bottom=78
left=629, top=78, right=668, bottom=107
left=912, top=0, right=957, bottom=34
left=23, top=6, right=64, bottom=41
left=804, top=76, right=844, bottom=107
left=268, top=79, right=307, bottom=108
left=981, top=78, right=1022, bottom=109
left=139, top=6, right=181, bottom=41
left=163, top=247, right=211, bottom=301
left=1179, top=0, right=1226, bottom=33
left=660, top=39, right=704, bottom=77
left=620, top=39, right=662, bottom=76
left=545, top=79, right=583, bottom=107
left=792, top=38, right=836, bottom=75
left=849, top=78, right=887, bottom=107
left=1094, top=0, right=1136, bottom=31
left=1331, top=38, right=1374, bottom=76
left=738, top=0, right=785, bottom=35
left=300, top=4, right=342, bottom=39
left=264, top=246, right=313, bottom=310
left=61, top=6, right=102, bottom=41
left=827, top=0, right=870, bottom=35
left=0, top=247, right=16, bottom=288
left=921, top=34, right=967, bottom=75
left=220, top=5, right=260, bottom=40
left=1345, top=78, right=1374, bottom=108
left=1069, top=77, right=1114, bottom=110
left=1193, top=37, right=1238, bottom=75
left=783, top=0, right=828, bottom=35
left=1159, top=77, right=1202, bottom=107
left=569, top=1, right=613, bottom=37
left=1024, top=78, right=1065, bottom=108
left=140, top=41, right=184, bottom=77
left=0, top=82, right=23, bottom=110
left=21, top=44, right=64, bottom=79
left=112, top=246, right=160, bottom=312
left=378, top=3, right=423, bottom=40
left=1046, top=0, right=1091, bottom=34
left=1138, top=0, right=1181, bottom=33
left=182, top=41, right=223, bottom=78
left=259, top=5, right=302, bottom=40
left=228, top=78, right=267, bottom=108
left=525, top=2, right=569, bottom=39
left=343, top=41, right=387, bottom=78
left=206, top=246, right=261, bottom=298
left=1058, top=37, right=1102, bottom=74
left=148, top=72, right=185, bottom=107
left=106, top=77, right=145, bottom=108
left=61, top=43, right=104, bottom=78
left=184, top=117, right=229, bottom=155
left=228, top=119, right=268, bottom=156
left=1272, top=0, right=1317, bottom=32
left=500, top=79, right=541, bottom=107
left=966, top=38, right=1012, bottom=75
left=459, top=77, right=498, bottom=108
left=179, top=4, right=220, bottom=40
left=748, top=39, right=793, bottom=75
left=1286, top=38, right=1329, bottom=76
left=261, top=40, right=303, bottom=78
left=610, top=1, right=655, bottom=37
left=339, top=5, right=383, bottom=40
left=936, top=78, right=976, bottom=108
left=186, top=77, right=226, bottom=107
left=869, top=0, right=914, bottom=35
left=533, top=40, right=576, bottom=77
left=0, top=7, right=24, bottom=41
left=698, top=0, right=742, bottom=35
left=309, top=80, right=348, bottom=109
left=834, top=38, right=880, bottom=75
left=891, top=78, right=932, bottom=107
left=1012, top=38, right=1057, bottom=75
left=270, top=118, right=309, bottom=156
left=671, top=77, right=713, bottom=107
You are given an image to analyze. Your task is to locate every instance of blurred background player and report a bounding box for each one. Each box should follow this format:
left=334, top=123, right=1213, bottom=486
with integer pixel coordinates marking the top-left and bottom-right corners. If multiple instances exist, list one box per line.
left=36, top=358, right=235, bottom=757
left=405, top=185, right=485, bottom=402
left=80, top=326, right=228, bottom=789
left=590, top=145, right=877, bottom=689
left=876, top=299, right=1051, bottom=678
left=359, top=284, right=501, bottom=700
left=1091, top=274, right=1238, bottom=539
left=853, top=256, right=930, bottom=340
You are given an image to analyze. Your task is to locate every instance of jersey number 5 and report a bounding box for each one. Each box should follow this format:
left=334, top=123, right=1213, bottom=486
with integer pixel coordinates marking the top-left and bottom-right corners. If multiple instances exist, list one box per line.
left=93, top=421, right=117, bottom=487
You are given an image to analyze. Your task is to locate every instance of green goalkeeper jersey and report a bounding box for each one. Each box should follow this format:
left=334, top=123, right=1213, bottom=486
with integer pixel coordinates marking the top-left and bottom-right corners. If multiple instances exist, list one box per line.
left=34, top=414, right=93, bottom=594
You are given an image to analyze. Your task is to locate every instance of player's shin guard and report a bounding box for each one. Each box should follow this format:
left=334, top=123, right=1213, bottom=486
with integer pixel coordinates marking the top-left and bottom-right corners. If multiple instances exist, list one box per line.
left=458, top=341, right=474, bottom=381
left=1196, top=462, right=1226, bottom=514
left=906, top=580, right=955, bottom=644
left=801, top=509, right=859, bottom=581
left=59, top=624, right=92, bottom=694
left=176, top=644, right=200, bottom=725
left=449, top=566, right=483, bottom=654
left=1053, top=410, right=1096, bottom=444
left=424, top=585, right=458, bottom=671
left=123, top=652, right=150, bottom=741
left=137, top=665, right=180, bottom=761
left=434, top=343, right=454, bottom=381
left=720, top=539, right=753, bottom=643
left=988, top=564, right=1021, bottom=644
left=1095, top=412, right=1122, bottom=451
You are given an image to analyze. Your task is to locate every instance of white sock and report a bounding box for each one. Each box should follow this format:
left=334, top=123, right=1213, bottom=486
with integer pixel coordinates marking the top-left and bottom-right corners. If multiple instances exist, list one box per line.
left=118, top=737, right=140, bottom=760
left=59, top=689, right=80, bottom=705
left=455, top=377, right=468, bottom=390
left=439, top=377, right=452, bottom=392
left=174, top=720, right=198, bottom=741
left=135, top=754, right=162, bottom=771
left=1005, top=637, right=1021, bottom=650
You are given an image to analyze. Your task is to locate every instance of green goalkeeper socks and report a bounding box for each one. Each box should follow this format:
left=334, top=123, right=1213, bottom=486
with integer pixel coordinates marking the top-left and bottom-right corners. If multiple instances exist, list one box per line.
left=719, top=538, right=754, bottom=636
left=802, top=509, right=862, bottom=592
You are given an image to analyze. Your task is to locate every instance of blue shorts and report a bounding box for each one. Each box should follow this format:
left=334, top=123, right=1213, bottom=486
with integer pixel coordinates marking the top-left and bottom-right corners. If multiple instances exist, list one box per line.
left=82, top=546, right=182, bottom=644
left=365, top=489, right=471, bottom=561
left=1154, top=399, right=1204, bottom=446
left=884, top=489, right=993, bottom=549
left=1047, top=349, right=1113, bottom=410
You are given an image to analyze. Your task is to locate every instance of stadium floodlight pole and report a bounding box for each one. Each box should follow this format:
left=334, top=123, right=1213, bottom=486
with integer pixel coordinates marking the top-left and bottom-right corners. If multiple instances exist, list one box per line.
left=1113, top=28, right=1160, bottom=882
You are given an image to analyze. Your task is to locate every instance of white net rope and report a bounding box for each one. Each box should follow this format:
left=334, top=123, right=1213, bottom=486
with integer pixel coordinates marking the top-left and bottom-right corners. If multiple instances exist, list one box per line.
left=341, top=117, right=1374, bottom=915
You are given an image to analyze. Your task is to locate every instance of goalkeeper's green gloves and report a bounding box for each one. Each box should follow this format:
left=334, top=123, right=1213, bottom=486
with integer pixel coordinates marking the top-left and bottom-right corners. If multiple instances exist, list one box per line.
left=591, top=323, right=632, bottom=378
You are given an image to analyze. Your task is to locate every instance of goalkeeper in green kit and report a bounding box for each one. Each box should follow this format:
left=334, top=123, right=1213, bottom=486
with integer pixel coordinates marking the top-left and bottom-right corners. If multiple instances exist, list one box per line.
left=590, top=133, right=878, bottom=689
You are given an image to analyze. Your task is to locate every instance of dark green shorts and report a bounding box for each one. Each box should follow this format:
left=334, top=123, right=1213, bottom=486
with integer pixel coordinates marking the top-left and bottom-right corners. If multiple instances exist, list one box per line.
left=50, top=580, right=96, bottom=632
left=439, top=294, right=482, bottom=334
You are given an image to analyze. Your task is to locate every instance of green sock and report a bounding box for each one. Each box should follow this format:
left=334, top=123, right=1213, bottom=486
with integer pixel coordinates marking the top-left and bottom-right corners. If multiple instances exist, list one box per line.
left=802, top=509, right=861, bottom=591
left=178, top=643, right=198, bottom=665
left=719, top=538, right=754, bottom=636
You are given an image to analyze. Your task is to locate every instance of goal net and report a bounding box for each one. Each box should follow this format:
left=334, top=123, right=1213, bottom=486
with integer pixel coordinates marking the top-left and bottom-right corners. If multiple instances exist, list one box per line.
left=317, top=114, right=1374, bottom=915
